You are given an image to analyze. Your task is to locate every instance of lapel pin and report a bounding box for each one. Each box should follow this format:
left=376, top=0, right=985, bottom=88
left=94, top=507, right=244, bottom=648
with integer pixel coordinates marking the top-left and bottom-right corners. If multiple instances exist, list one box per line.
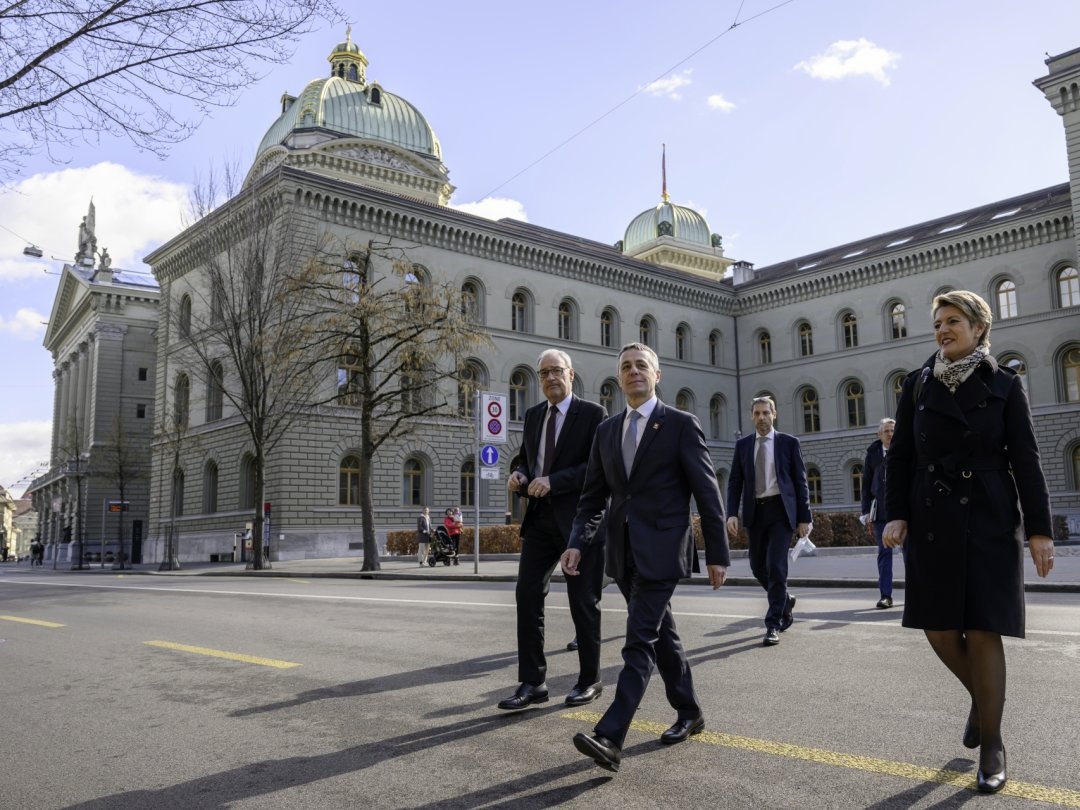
left=651, top=422, right=659, bottom=430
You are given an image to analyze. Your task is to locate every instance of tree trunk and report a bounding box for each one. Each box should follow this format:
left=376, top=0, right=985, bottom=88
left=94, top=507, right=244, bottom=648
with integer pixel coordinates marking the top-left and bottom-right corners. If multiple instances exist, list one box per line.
left=359, top=411, right=380, bottom=571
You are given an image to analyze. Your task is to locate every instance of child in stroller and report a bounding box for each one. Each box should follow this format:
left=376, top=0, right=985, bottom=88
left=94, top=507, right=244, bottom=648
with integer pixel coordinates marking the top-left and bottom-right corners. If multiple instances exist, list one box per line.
left=427, top=525, right=459, bottom=566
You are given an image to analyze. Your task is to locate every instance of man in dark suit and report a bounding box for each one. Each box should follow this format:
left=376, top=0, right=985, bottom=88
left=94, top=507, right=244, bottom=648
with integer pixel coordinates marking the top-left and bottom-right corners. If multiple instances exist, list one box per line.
left=560, top=342, right=729, bottom=773
left=726, top=396, right=811, bottom=646
left=498, top=349, right=607, bottom=711
left=861, top=417, right=896, bottom=609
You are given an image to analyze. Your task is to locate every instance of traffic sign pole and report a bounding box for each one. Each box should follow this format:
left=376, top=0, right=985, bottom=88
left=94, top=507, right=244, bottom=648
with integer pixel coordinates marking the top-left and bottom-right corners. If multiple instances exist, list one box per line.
left=473, top=389, right=480, bottom=575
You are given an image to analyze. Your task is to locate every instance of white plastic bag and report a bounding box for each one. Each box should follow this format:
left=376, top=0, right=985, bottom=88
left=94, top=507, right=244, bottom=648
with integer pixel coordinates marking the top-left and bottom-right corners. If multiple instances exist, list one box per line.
left=789, top=530, right=817, bottom=563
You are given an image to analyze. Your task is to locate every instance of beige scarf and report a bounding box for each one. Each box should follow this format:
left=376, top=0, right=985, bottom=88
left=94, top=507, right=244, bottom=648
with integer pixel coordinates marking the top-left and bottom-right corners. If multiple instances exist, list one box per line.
left=933, top=345, right=988, bottom=393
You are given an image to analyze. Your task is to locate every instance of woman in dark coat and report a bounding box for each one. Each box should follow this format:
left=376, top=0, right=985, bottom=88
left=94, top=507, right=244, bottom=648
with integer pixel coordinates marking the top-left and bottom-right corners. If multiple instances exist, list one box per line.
left=883, top=290, right=1054, bottom=794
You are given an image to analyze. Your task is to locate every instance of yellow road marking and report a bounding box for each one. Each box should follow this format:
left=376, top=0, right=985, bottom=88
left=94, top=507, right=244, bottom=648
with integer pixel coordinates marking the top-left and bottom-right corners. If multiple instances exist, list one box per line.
left=0, top=615, right=64, bottom=628
left=144, top=640, right=301, bottom=669
left=564, top=711, right=1080, bottom=807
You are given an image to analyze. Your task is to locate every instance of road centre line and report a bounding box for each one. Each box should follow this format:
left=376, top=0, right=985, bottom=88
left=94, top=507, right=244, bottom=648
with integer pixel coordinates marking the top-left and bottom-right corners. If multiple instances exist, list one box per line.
left=563, top=710, right=1080, bottom=807
left=0, top=615, right=65, bottom=628
left=144, top=640, right=301, bottom=669
left=2, top=579, right=1076, bottom=637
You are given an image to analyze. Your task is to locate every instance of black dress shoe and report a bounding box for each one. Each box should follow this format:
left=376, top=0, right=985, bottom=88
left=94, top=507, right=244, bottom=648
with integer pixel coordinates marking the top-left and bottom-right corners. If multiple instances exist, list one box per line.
left=962, top=706, right=980, bottom=749
left=876, top=596, right=893, bottom=609
left=565, top=682, right=602, bottom=706
left=780, top=595, right=796, bottom=631
left=566, top=637, right=579, bottom=651
left=573, top=732, right=621, bottom=772
left=976, top=745, right=1006, bottom=793
left=763, top=628, right=780, bottom=646
left=660, top=715, right=705, bottom=744
left=497, top=682, right=549, bottom=711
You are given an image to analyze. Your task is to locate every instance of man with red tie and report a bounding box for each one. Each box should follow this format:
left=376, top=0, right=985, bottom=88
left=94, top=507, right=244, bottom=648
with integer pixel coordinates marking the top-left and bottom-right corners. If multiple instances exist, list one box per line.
left=498, top=349, right=607, bottom=712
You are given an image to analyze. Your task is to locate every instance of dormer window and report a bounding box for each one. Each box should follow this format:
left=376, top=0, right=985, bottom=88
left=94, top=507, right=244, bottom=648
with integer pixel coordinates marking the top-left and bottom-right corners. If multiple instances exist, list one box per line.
left=370, top=86, right=382, bottom=105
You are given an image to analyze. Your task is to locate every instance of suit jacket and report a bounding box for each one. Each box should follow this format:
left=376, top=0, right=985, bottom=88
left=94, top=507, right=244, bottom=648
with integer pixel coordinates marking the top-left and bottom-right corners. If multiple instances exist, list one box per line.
left=861, top=439, right=888, bottom=522
left=726, top=431, right=812, bottom=531
left=567, top=400, right=730, bottom=581
left=513, top=395, right=606, bottom=542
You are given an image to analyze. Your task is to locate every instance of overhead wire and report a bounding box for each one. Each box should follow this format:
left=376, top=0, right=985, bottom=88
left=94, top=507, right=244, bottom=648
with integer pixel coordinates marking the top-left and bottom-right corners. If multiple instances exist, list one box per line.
left=477, top=0, right=799, bottom=200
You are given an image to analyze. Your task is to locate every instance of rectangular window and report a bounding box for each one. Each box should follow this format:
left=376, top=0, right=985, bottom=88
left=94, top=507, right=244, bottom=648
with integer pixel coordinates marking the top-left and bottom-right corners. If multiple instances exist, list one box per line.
left=138, top=367, right=148, bottom=381
left=136, top=404, right=146, bottom=418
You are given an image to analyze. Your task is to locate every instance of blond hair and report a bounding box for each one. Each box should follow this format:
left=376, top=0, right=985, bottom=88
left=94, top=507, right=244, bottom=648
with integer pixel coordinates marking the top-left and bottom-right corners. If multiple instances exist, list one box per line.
left=932, top=290, right=992, bottom=348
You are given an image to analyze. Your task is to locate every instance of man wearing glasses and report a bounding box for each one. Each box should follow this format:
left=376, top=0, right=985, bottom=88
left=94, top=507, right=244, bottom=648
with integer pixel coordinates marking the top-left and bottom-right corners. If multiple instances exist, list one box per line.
left=498, top=350, right=607, bottom=711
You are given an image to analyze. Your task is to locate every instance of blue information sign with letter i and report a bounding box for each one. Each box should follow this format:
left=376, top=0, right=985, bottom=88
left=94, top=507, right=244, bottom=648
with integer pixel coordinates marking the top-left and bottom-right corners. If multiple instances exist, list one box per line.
left=480, top=445, right=499, bottom=466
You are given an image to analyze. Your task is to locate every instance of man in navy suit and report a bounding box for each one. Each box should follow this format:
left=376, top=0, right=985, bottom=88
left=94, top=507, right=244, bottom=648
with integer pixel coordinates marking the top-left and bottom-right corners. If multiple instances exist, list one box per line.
left=498, top=349, right=607, bottom=711
left=560, top=342, right=729, bottom=772
left=726, top=396, right=811, bottom=646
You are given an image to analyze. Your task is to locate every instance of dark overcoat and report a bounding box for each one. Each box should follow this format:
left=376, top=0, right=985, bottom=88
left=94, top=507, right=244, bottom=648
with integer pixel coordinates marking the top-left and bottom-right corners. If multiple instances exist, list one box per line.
left=885, top=353, right=1052, bottom=637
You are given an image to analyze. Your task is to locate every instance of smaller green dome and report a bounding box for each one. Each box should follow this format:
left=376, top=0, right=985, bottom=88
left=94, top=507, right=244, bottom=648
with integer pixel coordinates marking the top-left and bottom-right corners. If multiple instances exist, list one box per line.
left=623, top=200, right=712, bottom=253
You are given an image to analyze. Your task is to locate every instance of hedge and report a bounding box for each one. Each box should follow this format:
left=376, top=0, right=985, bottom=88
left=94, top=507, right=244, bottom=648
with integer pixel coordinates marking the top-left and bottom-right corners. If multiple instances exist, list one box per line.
left=386, top=525, right=522, bottom=556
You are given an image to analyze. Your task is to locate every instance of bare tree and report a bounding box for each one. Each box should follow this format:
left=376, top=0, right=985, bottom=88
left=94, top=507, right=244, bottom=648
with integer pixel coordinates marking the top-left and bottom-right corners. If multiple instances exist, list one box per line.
left=307, top=239, right=490, bottom=571
left=174, top=166, right=332, bottom=569
left=150, top=400, right=189, bottom=570
left=95, top=417, right=148, bottom=570
left=0, top=0, right=341, bottom=182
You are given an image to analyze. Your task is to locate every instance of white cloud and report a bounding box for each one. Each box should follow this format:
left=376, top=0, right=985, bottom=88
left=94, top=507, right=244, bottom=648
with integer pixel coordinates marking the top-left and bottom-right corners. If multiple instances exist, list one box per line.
left=642, top=70, right=693, bottom=100
left=0, top=162, right=189, bottom=283
left=706, top=93, right=736, bottom=112
left=794, top=39, right=901, bottom=86
left=0, top=307, right=47, bottom=341
left=0, top=420, right=51, bottom=493
left=450, top=197, right=529, bottom=222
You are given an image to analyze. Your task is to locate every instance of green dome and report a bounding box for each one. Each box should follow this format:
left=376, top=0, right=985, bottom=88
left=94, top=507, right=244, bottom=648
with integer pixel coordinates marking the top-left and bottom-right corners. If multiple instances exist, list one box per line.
left=255, top=77, right=442, bottom=160
left=623, top=200, right=712, bottom=253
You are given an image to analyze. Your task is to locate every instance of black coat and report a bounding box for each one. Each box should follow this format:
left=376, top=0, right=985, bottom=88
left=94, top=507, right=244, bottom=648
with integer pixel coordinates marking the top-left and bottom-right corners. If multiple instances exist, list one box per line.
left=861, top=439, right=888, bottom=523
left=885, top=353, right=1052, bottom=636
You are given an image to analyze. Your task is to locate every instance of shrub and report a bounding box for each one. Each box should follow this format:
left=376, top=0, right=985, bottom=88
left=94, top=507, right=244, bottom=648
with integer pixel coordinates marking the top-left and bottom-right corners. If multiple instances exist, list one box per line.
left=1052, top=514, right=1070, bottom=543
left=831, top=512, right=872, bottom=546
left=808, top=511, right=834, bottom=547
left=386, top=525, right=522, bottom=555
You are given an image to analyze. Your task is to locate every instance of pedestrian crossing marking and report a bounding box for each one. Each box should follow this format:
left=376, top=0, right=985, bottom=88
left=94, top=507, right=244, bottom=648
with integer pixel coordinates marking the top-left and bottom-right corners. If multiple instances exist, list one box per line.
left=144, top=640, right=301, bottom=669
left=564, top=711, right=1080, bottom=806
left=0, top=615, right=64, bottom=628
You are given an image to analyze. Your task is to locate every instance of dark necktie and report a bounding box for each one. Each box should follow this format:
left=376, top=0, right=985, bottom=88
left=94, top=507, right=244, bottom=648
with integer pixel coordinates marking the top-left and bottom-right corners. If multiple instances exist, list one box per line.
left=755, top=436, right=767, bottom=496
left=541, top=405, right=558, bottom=476
left=622, top=411, right=641, bottom=476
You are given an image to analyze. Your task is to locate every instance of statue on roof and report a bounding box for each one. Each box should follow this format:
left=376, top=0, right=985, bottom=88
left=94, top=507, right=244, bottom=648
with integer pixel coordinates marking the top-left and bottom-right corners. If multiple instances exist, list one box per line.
left=98, top=247, right=111, bottom=270
left=75, top=200, right=97, bottom=265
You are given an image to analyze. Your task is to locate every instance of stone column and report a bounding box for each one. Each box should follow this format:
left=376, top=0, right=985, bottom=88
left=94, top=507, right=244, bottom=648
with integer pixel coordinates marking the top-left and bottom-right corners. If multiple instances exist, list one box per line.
left=51, top=368, right=63, bottom=465
left=56, top=361, right=71, bottom=463
left=1035, top=46, right=1080, bottom=267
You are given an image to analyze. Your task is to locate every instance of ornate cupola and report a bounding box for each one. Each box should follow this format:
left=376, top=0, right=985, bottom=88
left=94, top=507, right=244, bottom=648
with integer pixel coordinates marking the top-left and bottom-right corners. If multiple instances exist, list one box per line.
left=328, top=25, right=369, bottom=84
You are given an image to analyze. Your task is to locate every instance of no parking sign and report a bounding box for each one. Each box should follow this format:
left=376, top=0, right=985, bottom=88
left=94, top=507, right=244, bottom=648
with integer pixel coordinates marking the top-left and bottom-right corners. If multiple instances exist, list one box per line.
left=480, top=392, right=507, bottom=444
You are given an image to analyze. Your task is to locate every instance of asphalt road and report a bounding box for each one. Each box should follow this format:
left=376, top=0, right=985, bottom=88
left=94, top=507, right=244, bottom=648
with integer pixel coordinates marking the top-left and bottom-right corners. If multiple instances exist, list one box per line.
left=1, top=572, right=1078, bottom=809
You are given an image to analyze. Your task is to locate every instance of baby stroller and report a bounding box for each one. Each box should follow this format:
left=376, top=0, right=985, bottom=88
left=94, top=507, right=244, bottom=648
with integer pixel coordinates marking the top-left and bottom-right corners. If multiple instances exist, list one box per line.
left=427, top=525, right=458, bottom=566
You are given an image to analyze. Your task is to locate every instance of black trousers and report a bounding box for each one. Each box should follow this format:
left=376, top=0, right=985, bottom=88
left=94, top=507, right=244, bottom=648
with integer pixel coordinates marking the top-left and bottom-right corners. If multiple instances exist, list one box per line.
left=747, top=496, right=792, bottom=629
left=515, top=504, right=604, bottom=687
left=595, top=532, right=700, bottom=748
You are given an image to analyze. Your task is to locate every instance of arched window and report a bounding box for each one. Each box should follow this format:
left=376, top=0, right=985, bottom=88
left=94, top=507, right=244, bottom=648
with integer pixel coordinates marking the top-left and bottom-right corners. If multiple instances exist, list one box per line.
left=758, top=331, right=772, bottom=364
left=460, top=460, right=475, bottom=507
left=239, top=454, right=256, bottom=510
left=1072, top=444, right=1080, bottom=491
left=343, top=254, right=365, bottom=303
left=1058, top=266, right=1079, bottom=308
left=798, top=322, right=814, bottom=357
left=600, top=308, right=618, bottom=348
left=675, top=389, right=694, bottom=414
left=348, top=64, right=359, bottom=82
left=998, top=352, right=1027, bottom=384
left=599, top=379, right=621, bottom=414
left=996, top=279, right=1018, bottom=319
left=709, top=394, right=725, bottom=440
left=400, top=354, right=426, bottom=414
left=509, top=367, right=533, bottom=421
left=202, top=460, right=218, bottom=513
left=178, top=294, right=192, bottom=338
left=800, top=387, right=820, bottom=433
left=339, top=455, right=361, bottom=505
left=458, top=360, right=487, bottom=418
left=675, top=324, right=690, bottom=361
left=206, top=361, right=224, bottom=422
left=888, top=371, right=908, bottom=415
left=1063, top=346, right=1080, bottom=402
left=851, top=463, right=864, bottom=503
left=511, top=290, right=530, bottom=332
left=174, top=374, right=190, bottom=429
left=461, top=280, right=482, bottom=323
left=402, top=458, right=425, bottom=506
left=338, top=351, right=363, bottom=406
left=558, top=299, right=577, bottom=341
left=889, top=303, right=907, bottom=339
left=639, top=316, right=655, bottom=348
left=172, top=468, right=185, bottom=517
left=844, top=380, right=866, bottom=427
left=709, top=331, right=722, bottom=366
left=807, top=467, right=822, bottom=505
left=210, top=287, right=224, bottom=325
left=841, top=312, right=859, bottom=349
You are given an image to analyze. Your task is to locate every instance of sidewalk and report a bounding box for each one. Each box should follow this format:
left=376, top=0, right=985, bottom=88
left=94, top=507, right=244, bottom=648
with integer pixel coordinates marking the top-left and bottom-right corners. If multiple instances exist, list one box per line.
left=6, top=544, right=1079, bottom=593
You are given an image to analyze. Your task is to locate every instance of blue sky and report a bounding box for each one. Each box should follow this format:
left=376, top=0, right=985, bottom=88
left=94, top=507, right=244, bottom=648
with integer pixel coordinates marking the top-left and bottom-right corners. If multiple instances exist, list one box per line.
left=3, top=0, right=1080, bottom=490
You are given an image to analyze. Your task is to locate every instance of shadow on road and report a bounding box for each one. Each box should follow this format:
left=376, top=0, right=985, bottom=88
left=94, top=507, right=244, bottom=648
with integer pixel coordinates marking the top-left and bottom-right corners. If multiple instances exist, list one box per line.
left=863, top=757, right=978, bottom=809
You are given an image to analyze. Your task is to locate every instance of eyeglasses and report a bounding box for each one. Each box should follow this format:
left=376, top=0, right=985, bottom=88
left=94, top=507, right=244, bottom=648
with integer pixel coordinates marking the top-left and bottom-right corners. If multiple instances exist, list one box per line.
left=537, top=367, right=568, bottom=379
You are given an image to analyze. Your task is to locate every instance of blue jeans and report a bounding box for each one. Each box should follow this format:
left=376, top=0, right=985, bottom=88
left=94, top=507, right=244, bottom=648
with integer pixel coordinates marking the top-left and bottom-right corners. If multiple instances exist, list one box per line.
left=873, top=520, right=893, bottom=599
